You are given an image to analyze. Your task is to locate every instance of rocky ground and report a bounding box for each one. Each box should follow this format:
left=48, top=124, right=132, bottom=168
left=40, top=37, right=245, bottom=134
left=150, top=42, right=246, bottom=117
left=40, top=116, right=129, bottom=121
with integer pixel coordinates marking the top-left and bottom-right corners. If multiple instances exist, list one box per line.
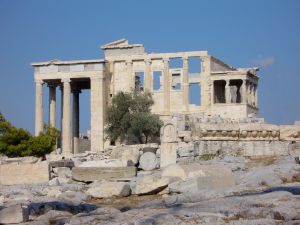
left=1, top=155, right=300, bottom=224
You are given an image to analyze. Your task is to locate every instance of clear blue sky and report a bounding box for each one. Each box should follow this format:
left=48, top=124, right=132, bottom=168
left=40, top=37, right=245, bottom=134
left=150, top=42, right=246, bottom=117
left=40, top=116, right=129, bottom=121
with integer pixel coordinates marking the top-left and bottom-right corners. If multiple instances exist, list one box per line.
left=1, top=0, right=300, bottom=134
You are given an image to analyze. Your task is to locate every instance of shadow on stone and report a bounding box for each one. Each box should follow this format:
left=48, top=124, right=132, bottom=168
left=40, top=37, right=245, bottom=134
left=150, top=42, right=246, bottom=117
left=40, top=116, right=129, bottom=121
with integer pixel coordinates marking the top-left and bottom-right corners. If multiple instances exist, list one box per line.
left=228, top=185, right=300, bottom=198
left=28, top=201, right=97, bottom=216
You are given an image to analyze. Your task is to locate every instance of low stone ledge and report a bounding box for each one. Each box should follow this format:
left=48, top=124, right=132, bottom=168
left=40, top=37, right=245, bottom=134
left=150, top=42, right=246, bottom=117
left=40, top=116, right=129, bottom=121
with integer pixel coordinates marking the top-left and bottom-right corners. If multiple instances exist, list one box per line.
left=72, top=166, right=137, bottom=182
left=49, top=159, right=75, bottom=168
left=0, top=162, right=49, bottom=185
left=1, top=156, right=39, bottom=164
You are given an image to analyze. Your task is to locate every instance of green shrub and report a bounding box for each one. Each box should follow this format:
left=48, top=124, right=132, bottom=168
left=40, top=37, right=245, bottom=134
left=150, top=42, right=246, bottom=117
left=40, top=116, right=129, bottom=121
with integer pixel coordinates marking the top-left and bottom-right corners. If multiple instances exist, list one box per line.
left=21, top=127, right=59, bottom=157
left=0, top=112, right=59, bottom=157
left=0, top=127, right=31, bottom=157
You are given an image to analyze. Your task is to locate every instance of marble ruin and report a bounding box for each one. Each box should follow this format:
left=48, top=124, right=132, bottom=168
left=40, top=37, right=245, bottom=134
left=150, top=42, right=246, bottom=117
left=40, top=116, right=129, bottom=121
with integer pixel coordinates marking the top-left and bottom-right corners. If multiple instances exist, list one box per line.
left=31, top=39, right=260, bottom=154
left=1, top=39, right=300, bottom=224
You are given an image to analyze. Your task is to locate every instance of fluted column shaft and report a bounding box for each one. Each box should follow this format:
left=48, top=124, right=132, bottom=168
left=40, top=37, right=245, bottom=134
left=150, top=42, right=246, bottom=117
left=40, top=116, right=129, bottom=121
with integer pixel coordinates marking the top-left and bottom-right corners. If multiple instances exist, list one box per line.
left=163, top=58, right=170, bottom=113
left=35, top=80, right=44, bottom=136
left=144, top=59, right=152, bottom=92
left=62, top=78, right=71, bottom=154
left=126, top=60, right=133, bottom=91
left=182, top=57, right=189, bottom=111
left=72, top=89, right=80, bottom=154
left=48, top=84, right=56, bottom=128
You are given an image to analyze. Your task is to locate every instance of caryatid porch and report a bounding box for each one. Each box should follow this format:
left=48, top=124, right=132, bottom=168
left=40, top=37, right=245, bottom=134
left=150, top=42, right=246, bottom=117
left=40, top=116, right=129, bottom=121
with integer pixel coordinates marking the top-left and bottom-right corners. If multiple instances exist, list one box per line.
left=32, top=59, right=106, bottom=154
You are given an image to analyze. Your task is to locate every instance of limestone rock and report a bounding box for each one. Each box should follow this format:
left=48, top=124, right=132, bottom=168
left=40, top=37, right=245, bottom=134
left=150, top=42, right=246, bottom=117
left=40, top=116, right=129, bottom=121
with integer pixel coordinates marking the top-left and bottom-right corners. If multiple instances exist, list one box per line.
left=162, top=163, right=234, bottom=181
left=87, top=180, right=130, bottom=198
left=72, top=166, right=136, bottom=182
left=0, top=205, right=29, bottom=224
left=58, top=190, right=89, bottom=203
left=42, top=187, right=62, bottom=198
left=55, top=167, right=72, bottom=178
left=110, top=145, right=140, bottom=165
left=139, top=152, right=158, bottom=171
left=162, top=164, right=235, bottom=193
left=133, top=174, right=169, bottom=195
left=35, top=210, right=72, bottom=221
left=48, top=177, right=60, bottom=186
left=0, top=195, right=5, bottom=205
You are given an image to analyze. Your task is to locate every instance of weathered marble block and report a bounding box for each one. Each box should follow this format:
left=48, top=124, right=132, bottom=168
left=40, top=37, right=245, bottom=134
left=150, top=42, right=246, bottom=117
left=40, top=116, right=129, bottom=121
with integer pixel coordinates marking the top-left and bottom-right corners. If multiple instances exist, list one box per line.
left=0, top=162, right=49, bottom=185
left=72, top=166, right=137, bottom=182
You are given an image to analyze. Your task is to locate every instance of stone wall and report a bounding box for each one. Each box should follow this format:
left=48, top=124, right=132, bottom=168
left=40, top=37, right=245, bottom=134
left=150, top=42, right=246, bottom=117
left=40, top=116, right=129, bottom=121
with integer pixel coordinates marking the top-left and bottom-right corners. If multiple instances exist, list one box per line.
left=160, top=114, right=300, bottom=160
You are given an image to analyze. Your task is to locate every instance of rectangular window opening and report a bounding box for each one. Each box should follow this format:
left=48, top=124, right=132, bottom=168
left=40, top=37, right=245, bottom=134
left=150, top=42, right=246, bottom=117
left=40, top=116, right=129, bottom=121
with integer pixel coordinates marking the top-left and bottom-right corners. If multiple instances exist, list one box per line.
left=153, top=71, right=162, bottom=91
left=135, top=72, right=144, bottom=91
left=229, top=79, right=242, bottom=103
left=188, top=57, right=201, bottom=74
left=189, top=83, right=201, bottom=105
left=169, top=58, right=183, bottom=68
left=214, top=80, right=226, bottom=103
left=171, top=73, right=181, bottom=90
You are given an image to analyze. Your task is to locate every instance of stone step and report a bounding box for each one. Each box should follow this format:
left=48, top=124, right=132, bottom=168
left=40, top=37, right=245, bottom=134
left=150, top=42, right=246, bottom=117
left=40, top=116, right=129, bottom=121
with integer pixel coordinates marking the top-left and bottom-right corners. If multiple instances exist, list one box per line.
left=72, top=166, right=137, bottom=182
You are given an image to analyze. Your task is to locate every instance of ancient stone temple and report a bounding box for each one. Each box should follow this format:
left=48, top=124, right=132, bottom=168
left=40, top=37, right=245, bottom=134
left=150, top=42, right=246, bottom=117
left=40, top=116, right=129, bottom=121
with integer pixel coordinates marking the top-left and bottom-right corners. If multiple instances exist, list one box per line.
left=31, top=39, right=259, bottom=153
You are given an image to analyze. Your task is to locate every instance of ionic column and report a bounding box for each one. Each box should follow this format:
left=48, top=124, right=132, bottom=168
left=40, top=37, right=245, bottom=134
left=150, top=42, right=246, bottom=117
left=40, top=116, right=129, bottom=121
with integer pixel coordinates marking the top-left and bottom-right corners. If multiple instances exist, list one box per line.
left=35, top=79, right=44, bottom=136
left=48, top=84, right=56, bottom=128
left=72, top=89, right=80, bottom=154
left=57, top=85, right=63, bottom=149
left=126, top=60, right=133, bottom=91
left=241, top=79, right=247, bottom=104
left=144, top=59, right=152, bottom=92
left=163, top=58, right=170, bottom=113
left=90, top=75, right=105, bottom=153
left=225, top=80, right=231, bottom=103
left=182, top=56, right=189, bottom=111
left=62, top=78, right=71, bottom=154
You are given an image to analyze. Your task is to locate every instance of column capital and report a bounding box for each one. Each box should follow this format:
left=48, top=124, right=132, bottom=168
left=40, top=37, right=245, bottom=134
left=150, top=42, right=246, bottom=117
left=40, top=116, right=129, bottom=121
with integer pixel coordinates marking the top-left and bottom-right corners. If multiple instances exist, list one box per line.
left=163, top=57, right=170, bottom=63
left=35, top=79, right=44, bottom=84
left=62, top=78, right=71, bottom=83
left=145, top=59, right=152, bottom=65
left=125, top=59, right=133, bottom=65
left=182, top=56, right=189, bottom=61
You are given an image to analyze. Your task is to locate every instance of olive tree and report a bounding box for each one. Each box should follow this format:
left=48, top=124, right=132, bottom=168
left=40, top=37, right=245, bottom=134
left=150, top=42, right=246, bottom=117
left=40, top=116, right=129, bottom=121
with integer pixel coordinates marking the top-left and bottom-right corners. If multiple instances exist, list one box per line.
left=105, top=90, right=163, bottom=144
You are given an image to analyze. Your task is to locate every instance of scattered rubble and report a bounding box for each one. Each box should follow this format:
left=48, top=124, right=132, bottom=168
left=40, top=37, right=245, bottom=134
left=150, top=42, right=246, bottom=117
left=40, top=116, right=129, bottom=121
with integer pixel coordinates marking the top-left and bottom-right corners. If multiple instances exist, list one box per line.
left=0, top=115, right=300, bottom=224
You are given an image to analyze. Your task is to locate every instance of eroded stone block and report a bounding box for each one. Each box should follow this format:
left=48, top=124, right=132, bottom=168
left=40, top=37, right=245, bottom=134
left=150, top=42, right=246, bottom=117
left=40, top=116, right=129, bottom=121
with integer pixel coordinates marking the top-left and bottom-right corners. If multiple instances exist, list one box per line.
left=280, top=125, right=300, bottom=141
left=0, top=162, right=49, bottom=185
left=72, top=166, right=137, bottom=182
left=0, top=205, right=29, bottom=224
